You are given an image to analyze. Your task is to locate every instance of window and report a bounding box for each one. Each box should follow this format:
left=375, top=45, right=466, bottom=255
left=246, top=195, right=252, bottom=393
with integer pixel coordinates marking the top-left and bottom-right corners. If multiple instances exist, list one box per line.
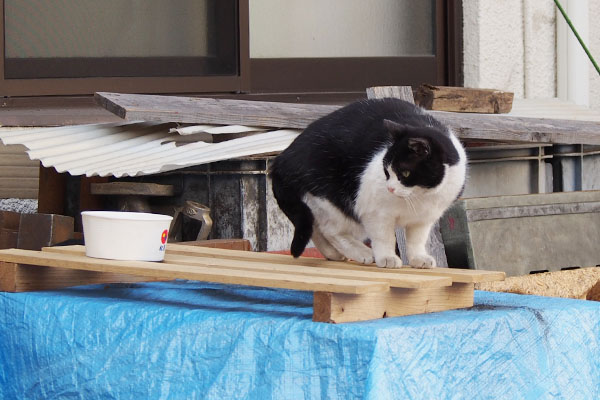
left=248, top=0, right=460, bottom=95
left=0, top=0, right=459, bottom=98
left=0, top=0, right=247, bottom=96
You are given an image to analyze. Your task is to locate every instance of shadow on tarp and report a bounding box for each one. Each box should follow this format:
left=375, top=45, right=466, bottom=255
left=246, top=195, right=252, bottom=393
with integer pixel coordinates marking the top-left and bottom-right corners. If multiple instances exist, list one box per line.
left=60, top=280, right=315, bottom=320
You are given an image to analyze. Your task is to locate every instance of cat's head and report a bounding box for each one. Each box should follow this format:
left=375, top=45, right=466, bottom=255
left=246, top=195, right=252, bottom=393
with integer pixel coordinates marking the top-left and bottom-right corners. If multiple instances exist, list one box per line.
left=382, top=119, right=460, bottom=197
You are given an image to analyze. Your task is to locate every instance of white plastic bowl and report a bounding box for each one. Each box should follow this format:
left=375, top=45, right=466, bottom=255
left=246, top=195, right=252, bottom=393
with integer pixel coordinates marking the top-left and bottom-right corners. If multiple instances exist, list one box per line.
left=81, top=211, right=173, bottom=261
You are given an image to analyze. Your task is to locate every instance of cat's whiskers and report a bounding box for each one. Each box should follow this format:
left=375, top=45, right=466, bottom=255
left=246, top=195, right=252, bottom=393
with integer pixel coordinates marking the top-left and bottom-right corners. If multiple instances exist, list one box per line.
left=403, top=194, right=418, bottom=215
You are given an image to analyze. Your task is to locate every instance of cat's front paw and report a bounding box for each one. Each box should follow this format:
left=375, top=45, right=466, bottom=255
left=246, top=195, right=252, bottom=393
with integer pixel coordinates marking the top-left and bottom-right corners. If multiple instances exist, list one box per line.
left=409, top=254, right=436, bottom=269
left=376, top=255, right=403, bottom=269
left=350, top=251, right=374, bottom=265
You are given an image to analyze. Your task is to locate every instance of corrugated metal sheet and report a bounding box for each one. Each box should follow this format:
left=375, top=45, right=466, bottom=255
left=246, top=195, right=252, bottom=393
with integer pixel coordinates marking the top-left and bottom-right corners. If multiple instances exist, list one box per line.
left=0, top=122, right=300, bottom=178
left=2, top=98, right=600, bottom=180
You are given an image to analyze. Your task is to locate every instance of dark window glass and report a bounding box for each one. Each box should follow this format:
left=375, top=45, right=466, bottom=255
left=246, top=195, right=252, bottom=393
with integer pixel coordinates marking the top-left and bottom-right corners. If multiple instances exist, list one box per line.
left=4, top=0, right=238, bottom=79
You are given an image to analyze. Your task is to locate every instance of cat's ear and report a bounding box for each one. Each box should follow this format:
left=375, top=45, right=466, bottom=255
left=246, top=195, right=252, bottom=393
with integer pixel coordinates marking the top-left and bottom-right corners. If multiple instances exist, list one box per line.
left=408, top=137, right=430, bottom=158
left=383, top=119, right=407, bottom=134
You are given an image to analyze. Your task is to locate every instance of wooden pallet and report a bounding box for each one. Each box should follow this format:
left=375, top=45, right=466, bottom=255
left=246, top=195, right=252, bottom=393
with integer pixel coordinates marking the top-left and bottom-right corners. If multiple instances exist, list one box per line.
left=0, top=245, right=505, bottom=323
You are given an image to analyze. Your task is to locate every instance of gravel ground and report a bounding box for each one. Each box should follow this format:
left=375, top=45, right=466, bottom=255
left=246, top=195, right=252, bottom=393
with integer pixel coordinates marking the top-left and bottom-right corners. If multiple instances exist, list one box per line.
left=0, top=198, right=38, bottom=213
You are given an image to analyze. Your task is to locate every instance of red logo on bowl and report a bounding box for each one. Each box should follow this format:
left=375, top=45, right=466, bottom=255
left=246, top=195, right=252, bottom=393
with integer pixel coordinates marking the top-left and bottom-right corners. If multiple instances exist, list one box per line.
left=161, top=229, right=168, bottom=244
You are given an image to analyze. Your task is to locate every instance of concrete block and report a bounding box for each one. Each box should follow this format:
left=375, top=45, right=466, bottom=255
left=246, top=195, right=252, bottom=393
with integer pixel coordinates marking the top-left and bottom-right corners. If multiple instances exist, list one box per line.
left=17, top=213, right=74, bottom=251
left=441, top=191, right=600, bottom=276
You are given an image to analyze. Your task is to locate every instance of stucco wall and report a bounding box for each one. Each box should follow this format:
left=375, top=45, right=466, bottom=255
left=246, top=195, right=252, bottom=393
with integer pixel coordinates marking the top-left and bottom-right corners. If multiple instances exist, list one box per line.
left=464, top=0, right=600, bottom=109
left=463, top=0, right=555, bottom=99
left=589, top=0, right=600, bottom=110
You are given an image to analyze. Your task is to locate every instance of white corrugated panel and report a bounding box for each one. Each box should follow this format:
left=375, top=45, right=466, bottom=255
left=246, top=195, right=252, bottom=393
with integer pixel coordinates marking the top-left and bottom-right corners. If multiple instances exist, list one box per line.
left=0, top=122, right=300, bottom=178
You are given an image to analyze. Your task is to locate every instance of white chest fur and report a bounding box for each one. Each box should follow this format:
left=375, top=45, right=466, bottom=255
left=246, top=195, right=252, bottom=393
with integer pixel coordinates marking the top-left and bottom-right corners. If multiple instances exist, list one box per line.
left=355, top=133, right=467, bottom=227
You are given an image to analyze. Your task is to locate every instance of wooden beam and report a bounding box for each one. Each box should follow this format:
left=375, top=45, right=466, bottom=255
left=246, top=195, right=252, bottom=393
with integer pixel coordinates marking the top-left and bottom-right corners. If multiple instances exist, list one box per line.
left=313, top=283, right=474, bottom=323
left=0, top=245, right=501, bottom=322
left=0, top=261, right=157, bottom=292
left=95, top=92, right=338, bottom=130
left=0, top=249, right=389, bottom=294
left=44, top=245, right=453, bottom=289
left=0, top=240, right=249, bottom=291
left=165, top=244, right=505, bottom=283
left=96, top=91, right=600, bottom=145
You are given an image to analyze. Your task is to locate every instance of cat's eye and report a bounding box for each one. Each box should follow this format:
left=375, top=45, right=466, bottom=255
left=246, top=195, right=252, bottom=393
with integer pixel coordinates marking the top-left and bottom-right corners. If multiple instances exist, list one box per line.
left=401, top=171, right=411, bottom=178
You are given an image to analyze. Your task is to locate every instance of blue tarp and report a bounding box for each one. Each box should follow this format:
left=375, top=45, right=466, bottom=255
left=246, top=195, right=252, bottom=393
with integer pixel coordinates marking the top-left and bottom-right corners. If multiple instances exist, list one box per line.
left=1, top=281, right=599, bottom=399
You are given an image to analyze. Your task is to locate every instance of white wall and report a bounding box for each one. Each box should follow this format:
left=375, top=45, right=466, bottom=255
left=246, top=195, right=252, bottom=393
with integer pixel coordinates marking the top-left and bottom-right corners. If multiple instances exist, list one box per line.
left=463, top=0, right=600, bottom=109
left=589, top=0, right=600, bottom=109
left=463, top=0, right=555, bottom=100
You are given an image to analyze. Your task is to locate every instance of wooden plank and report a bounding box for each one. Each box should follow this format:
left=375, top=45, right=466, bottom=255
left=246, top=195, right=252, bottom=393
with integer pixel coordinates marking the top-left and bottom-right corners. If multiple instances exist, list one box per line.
left=0, top=154, right=38, bottom=167
left=313, top=283, right=474, bottom=323
left=415, top=84, right=514, bottom=114
left=0, top=166, right=39, bottom=178
left=0, top=240, right=249, bottom=292
left=178, top=239, right=252, bottom=251
left=0, top=188, right=38, bottom=199
left=43, top=246, right=453, bottom=289
left=95, top=92, right=338, bottom=130
left=96, top=92, right=600, bottom=145
left=427, top=110, right=600, bottom=145
left=0, top=261, right=159, bottom=292
left=165, top=244, right=505, bottom=283
left=0, top=143, right=28, bottom=154
left=0, top=177, right=39, bottom=188
left=90, top=182, right=175, bottom=196
left=0, top=249, right=389, bottom=294
left=366, top=86, right=413, bottom=101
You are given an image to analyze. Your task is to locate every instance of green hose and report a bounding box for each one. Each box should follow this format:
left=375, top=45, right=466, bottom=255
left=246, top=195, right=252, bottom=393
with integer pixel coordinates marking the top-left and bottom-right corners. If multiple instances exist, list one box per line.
left=554, top=0, right=600, bottom=76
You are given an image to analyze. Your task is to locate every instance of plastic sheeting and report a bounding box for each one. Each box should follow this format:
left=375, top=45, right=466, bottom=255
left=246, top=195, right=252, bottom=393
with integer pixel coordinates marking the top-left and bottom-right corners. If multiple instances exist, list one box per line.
left=1, top=281, right=600, bottom=399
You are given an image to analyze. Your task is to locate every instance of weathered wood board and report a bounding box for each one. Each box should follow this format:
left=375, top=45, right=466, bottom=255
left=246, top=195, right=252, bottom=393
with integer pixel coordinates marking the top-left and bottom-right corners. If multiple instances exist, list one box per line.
left=0, top=245, right=504, bottom=323
left=415, top=84, right=514, bottom=114
left=96, top=91, right=600, bottom=145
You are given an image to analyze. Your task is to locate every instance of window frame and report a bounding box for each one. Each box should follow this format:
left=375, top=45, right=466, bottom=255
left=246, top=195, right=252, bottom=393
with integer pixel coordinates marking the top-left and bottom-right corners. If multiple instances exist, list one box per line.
left=249, top=0, right=461, bottom=94
left=0, top=0, right=460, bottom=99
left=0, top=0, right=251, bottom=96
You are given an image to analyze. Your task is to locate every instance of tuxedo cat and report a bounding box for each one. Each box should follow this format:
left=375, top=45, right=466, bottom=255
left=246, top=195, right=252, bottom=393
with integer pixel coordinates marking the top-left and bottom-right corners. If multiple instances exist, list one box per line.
left=270, top=98, right=467, bottom=268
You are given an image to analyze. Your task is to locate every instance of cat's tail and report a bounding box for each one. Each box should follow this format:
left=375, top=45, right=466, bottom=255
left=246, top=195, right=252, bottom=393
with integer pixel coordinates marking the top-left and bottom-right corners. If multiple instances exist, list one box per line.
left=270, top=173, right=314, bottom=258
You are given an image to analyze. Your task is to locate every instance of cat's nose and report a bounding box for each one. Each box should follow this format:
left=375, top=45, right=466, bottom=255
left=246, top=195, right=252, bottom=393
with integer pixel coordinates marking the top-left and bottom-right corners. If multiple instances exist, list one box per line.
left=387, top=186, right=394, bottom=193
